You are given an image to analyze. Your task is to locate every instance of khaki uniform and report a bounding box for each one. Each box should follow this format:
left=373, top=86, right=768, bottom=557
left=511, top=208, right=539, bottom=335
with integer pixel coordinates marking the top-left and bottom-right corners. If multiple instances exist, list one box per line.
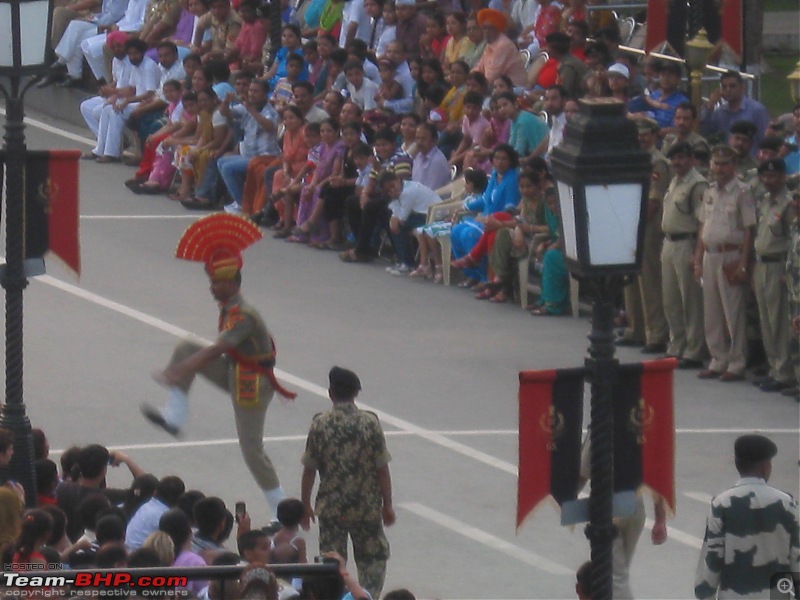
left=623, top=148, right=670, bottom=345
left=735, top=154, right=758, bottom=179
left=699, top=179, right=757, bottom=375
left=196, top=11, right=242, bottom=55
left=302, top=403, right=392, bottom=598
left=753, top=187, right=796, bottom=384
left=741, top=167, right=767, bottom=203
left=167, top=293, right=280, bottom=490
left=661, top=168, right=708, bottom=360
left=787, top=214, right=800, bottom=386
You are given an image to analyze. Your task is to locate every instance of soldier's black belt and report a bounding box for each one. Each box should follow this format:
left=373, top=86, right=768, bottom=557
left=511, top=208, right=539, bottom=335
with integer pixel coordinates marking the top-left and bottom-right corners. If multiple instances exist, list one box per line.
left=756, top=254, right=787, bottom=263
left=664, top=233, right=696, bottom=242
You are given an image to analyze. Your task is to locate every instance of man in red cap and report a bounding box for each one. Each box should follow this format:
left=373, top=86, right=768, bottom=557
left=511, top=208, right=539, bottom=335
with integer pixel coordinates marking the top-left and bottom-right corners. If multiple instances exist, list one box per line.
left=472, top=8, right=527, bottom=88
left=143, top=215, right=294, bottom=523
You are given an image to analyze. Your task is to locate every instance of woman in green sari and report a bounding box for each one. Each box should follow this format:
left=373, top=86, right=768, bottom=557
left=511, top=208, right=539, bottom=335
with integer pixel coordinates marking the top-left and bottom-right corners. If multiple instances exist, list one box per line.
left=531, top=182, right=569, bottom=316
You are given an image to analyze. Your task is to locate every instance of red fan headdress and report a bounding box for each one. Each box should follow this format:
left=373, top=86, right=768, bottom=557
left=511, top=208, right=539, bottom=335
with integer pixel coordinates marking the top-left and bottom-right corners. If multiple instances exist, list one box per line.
left=175, top=214, right=263, bottom=279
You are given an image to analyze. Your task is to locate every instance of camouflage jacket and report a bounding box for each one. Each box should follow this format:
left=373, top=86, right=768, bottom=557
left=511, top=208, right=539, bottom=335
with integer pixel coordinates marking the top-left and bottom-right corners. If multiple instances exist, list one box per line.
left=694, top=477, right=800, bottom=599
left=302, top=402, right=391, bottom=523
left=788, top=219, right=800, bottom=307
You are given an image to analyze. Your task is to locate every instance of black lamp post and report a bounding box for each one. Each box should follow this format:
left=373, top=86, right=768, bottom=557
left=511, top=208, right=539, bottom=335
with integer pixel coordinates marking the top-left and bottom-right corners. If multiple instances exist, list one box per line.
left=550, top=98, right=651, bottom=599
left=0, top=0, right=54, bottom=506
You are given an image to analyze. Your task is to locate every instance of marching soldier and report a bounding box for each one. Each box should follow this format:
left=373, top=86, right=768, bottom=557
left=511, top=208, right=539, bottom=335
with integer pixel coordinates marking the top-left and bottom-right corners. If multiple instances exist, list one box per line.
left=661, top=142, right=709, bottom=368
left=142, top=214, right=296, bottom=523
left=752, top=159, right=797, bottom=393
left=694, top=145, right=756, bottom=382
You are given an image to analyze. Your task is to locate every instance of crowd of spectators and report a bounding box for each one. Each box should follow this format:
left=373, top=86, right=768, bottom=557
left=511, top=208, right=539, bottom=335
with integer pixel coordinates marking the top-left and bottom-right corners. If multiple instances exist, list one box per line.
left=39, top=0, right=800, bottom=388
left=0, top=426, right=419, bottom=599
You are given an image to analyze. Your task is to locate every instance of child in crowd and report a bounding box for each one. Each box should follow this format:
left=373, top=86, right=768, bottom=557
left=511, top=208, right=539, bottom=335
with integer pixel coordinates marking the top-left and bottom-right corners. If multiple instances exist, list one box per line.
left=271, top=52, right=305, bottom=109
left=181, top=53, right=202, bottom=91
left=449, top=91, right=490, bottom=169
left=344, top=61, right=379, bottom=111
left=268, top=498, right=307, bottom=564
left=413, top=167, right=488, bottom=282
left=352, top=141, right=374, bottom=194
left=303, top=39, right=322, bottom=86
left=465, top=96, right=509, bottom=173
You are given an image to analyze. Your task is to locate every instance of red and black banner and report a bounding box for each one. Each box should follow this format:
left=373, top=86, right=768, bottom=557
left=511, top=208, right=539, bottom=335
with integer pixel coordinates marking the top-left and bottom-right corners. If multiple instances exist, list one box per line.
left=0, top=150, right=82, bottom=275
left=517, top=359, right=677, bottom=529
left=613, top=359, right=677, bottom=514
left=517, top=367, right=585, bottom=530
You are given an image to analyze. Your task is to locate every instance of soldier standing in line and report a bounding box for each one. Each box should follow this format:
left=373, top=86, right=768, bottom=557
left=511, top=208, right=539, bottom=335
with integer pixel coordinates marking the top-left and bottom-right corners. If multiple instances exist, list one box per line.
left=301, top=367, right=395, bottom=599
left=661, top=141, right=709, bottom=369
left=619, top=118, right=670, bottom=353
left=694, top=435, right=799, bottom=599
left=694, top=145, right=756, bottom=382
left=786, top=191, right=800, bottom=401
left=751, top=159, right=797, bottom=393
left=728, top=120, right=758, bottom=178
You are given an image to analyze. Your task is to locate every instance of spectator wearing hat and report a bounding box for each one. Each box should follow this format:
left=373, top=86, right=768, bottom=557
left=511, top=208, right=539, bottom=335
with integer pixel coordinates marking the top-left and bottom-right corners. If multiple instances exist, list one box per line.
left=473, top=8, right=528, bottom=88
left=393, top=0, right=426, bottom=58
left=694, top=435, right=799, bottom=599
left=661, top=141, right=709, bottom=369
left=301, top=366, right=395, bottom=599
left=752, top=159, right=797, bottom=393
left=786, top=190, right=800, bottom=400
left=634, top=60, right=689, bottom=132
left=661, top=102, right=708, bottom=158
left=694, top=145, right=757, bottom=382
left=619, top=117, right=670, bottom=353
left=606, top=62, right=630, bottom=105
left=700, top=70, right=771, bottom=157
left=727, top=120, right=758, bottom=178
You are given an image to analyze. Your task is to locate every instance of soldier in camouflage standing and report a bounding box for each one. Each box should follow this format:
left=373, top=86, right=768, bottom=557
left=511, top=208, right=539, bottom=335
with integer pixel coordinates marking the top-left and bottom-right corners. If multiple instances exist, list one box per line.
left=301, top=366, right=395, bottom=598
left=694, top=435, right=799, bottom=599
left=787, top=190, right=800, bottom=400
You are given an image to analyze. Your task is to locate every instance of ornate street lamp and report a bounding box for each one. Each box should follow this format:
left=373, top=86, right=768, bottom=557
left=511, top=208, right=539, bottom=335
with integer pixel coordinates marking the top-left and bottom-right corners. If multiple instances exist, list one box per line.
left=685, top=28, right=714, bottom=127
left=550, top=98, right=651, bottom=600
left=0, top=0, right=55, bottom=506
left=788, top=60, right=800, bottom=105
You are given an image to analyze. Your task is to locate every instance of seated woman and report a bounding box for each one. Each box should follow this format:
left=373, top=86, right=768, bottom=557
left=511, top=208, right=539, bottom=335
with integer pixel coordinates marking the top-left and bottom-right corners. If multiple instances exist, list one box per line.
left=288, top=118, right=345, bottom=245
left=173, top=88, right=228, bottom=202
left=530, top=179, right=568, bottom=315
left=413, top=168, right=488, bottom=283
left=449, top=144, right=521, bottom=288
left=487, top=168, right=549, bottom=302
left=128, top=81, right=192, bottom=193
left=265, top=24, right=308, bottom=91
left=265, top=106, right=309, bottom=230
left=274, top=122, right=321, bottom=237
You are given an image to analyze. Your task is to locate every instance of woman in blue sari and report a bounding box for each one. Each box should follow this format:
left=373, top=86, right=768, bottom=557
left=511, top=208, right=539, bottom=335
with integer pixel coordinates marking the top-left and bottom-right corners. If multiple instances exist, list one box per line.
left=450, top=144, right=521, bottom=288
left=531, top=182, right=569, bottom=315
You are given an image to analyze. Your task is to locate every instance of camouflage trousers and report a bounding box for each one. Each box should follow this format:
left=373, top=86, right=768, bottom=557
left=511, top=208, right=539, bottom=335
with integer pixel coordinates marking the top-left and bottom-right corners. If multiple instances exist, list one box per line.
left=318, top=516, right=390, bottom=598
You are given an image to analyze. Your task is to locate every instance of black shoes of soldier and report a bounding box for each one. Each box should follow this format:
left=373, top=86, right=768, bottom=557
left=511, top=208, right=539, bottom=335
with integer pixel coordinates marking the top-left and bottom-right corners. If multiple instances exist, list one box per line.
left=140, top=403, right=181, bottom=437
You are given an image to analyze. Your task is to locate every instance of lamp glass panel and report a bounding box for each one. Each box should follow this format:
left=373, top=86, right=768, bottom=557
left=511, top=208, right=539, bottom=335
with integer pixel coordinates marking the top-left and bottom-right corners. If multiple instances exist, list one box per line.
left=557, top=180, right=579, bottom=261
left=585, top=182, right=641, bottom=266
left=0, top=4, right=13, bottom=67
left=20, top=0, right=50, bottom=66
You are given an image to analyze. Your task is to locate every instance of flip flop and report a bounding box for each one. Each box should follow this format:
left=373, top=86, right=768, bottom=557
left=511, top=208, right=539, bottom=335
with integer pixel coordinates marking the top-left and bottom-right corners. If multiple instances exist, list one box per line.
left=180, top=196, right=215, bottom=210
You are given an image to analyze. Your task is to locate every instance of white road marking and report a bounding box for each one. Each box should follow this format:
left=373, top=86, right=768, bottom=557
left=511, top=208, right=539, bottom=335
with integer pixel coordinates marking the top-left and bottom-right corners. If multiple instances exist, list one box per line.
left=0, top=107, right=96, bottom=147
left=683, top=492, right=713, bottom=504
left=400, top=502, right=574, bottom=575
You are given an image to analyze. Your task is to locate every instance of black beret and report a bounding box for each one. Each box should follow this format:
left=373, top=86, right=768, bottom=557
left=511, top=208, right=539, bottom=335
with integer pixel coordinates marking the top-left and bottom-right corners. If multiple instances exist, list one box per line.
left=730, top=120, right=757, bottom=139
left=329, top=366, right=361, bottom=396
left=734, top=434, right=777, bottom=463
left=757, top=158, right=787, bottom=174
left=666, top=141, right=693, bottom=158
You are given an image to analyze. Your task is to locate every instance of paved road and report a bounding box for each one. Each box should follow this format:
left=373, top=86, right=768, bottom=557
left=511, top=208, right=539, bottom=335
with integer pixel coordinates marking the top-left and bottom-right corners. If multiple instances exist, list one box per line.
left=6, top=108, right=799, bottom=599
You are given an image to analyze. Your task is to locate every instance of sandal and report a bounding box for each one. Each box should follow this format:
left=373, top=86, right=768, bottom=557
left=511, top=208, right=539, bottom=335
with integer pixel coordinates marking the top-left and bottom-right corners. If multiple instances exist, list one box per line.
left=432, top=265, right=443, bottom=284
left=490, top=289, right=509, bottom=303
left=457, top=277, right=479, bottom=289
left=180, top=196, right=215, bottom=210
left=273, top=229, right=292, bottom=239
left=531, top=306, right=556, bottom=316
left=323, top=241, right=347, bottom=251
left=451, top=255, right=476, bottom=269
left=474, top=287, right=497, bottom=300
left=339, top=249, right=372, bottom=263
left=286, top=233, right=309, bottom=243
left=409, top=265, right=431, bottom=279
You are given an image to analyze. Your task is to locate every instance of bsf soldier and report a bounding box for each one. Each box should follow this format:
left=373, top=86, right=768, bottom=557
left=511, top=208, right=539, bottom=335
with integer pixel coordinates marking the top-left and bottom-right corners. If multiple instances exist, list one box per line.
left=752, top=159, right=797, bottom=393
left=661, top=142, right=708, bottom=368
left=619, top=118, right=670, bottom=352
left=741, top=136, right=785, bottom=202
left=786, top=191, right=800, bottom=400
left=661, top=101, right=708, bottom=158
left=694, top=145, right=757, bottom=381
left=728, top=120, right=758, bottom=179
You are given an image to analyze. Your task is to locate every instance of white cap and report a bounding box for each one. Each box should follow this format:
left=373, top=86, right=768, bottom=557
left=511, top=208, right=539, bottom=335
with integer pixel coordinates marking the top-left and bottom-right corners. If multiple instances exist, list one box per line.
left=607, top=63, right=630, bottom=79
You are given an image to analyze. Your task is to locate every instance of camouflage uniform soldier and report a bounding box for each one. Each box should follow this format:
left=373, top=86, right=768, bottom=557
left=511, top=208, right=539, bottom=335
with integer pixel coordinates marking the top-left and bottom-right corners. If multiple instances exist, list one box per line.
left=694, top=435, right=800, bottom=599
left=301, top=367, right=395, bottom=598
left=786, top=191, right=800, bottom=400
left=752, top=159, right=797, bottom=393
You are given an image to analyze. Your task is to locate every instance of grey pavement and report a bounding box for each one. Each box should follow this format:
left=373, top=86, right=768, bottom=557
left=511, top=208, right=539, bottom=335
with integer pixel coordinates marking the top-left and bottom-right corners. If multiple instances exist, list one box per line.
left=4, top=110, right=798, bottom=599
